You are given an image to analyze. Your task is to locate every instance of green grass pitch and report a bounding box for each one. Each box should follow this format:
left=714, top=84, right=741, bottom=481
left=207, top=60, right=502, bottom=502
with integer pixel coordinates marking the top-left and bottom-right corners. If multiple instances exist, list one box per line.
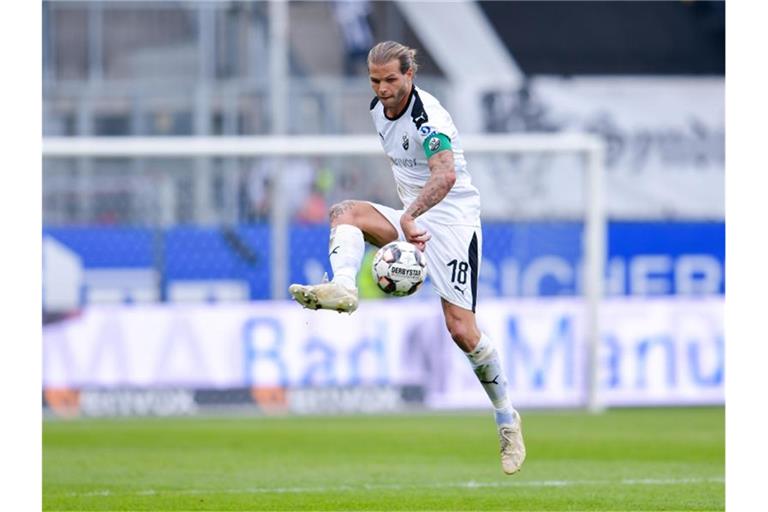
left=43, top=407, right=724, bottom=511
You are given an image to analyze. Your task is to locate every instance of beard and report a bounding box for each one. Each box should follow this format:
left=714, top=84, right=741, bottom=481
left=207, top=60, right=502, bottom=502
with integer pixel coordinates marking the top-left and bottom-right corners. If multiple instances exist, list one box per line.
left=382, top=82, right=411, bottom=111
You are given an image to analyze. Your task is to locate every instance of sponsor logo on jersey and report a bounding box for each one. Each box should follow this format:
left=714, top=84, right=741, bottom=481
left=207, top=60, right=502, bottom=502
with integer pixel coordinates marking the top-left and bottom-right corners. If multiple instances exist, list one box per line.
left=428, top=136, right=441, bottom=152
left=389, top=157, right=418, bottom=168
left=401, top=133, right=409, bottom=150
left=419, top=125, right=435, bottom=136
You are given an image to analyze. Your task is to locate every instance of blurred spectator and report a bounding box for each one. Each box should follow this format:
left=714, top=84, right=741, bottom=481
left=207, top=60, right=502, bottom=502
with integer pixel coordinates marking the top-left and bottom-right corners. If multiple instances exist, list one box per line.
left=246, top=157, right=316, bottom=221
left=243, top=164, right=271, bottom=221
left=333, top=0, right=374, bottom=76
left=357, top=247, right=389, bottom=299
left=296, top=167, right=334, bottom=223
left=296, top=183, right=328, bottom=223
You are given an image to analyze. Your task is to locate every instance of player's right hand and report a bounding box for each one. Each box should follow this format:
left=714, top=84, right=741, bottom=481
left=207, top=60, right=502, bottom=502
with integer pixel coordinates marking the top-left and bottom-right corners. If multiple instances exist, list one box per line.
left=400, top=215, right=431, bottom=252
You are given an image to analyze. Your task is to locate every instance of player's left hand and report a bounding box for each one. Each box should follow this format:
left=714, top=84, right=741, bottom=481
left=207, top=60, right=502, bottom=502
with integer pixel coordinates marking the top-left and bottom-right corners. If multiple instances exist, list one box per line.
left=400, top=215, right=431, bottom=252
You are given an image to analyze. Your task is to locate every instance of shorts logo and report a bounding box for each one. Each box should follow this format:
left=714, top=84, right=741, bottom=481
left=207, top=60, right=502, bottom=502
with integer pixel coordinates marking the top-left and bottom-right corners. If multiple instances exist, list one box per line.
left=428, top=136, right=441, bottom=152
left=401, top=133, right=409, bottom=151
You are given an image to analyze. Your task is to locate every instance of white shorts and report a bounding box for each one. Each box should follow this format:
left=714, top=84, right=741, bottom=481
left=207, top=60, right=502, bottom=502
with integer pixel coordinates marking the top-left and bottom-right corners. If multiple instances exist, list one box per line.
left=367, top=202, right=482, bottom=312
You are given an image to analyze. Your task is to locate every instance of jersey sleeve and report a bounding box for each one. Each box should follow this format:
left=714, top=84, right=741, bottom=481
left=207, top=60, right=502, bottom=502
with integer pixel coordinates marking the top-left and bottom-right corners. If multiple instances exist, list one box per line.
left=411, top=94, right=454, bottom=158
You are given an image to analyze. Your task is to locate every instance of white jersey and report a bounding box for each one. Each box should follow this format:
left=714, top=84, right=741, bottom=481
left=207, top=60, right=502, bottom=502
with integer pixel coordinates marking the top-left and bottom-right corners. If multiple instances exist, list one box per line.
left=370, top=86, right=481, bottom=226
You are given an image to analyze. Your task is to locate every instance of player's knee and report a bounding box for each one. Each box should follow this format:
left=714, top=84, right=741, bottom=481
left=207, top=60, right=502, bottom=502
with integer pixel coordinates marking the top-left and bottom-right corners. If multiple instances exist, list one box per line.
left=445, top=316, right=472, bottom=346
left=329, top=200, right=360, bottom=227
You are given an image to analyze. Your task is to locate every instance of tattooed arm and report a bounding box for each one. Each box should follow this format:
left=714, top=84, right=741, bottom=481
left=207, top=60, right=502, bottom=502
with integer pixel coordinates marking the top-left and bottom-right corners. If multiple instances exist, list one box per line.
left=400, top=150, right=456, bottom=250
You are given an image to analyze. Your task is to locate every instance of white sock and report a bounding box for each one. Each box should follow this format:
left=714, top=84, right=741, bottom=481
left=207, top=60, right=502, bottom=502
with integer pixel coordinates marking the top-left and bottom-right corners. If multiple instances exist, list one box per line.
left=465, top=333, right=517, bottom=426
left=329, top=224, right=364, bottom=290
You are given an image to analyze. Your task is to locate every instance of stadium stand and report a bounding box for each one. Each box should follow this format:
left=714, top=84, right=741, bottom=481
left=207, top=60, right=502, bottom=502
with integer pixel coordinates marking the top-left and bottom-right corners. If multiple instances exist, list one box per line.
left=42, top=1, right=724, bottom=309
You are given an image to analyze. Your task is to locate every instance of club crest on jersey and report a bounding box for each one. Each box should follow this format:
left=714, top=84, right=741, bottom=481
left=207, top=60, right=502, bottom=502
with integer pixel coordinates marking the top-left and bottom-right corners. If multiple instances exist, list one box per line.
left=401, top=133, right=409, bottom=150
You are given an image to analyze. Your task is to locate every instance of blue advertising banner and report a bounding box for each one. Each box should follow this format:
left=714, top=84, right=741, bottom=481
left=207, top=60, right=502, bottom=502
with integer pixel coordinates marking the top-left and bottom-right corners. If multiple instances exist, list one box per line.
left=288, top=221, right=725, bottom=298
left=43, top=221, right=724, bottom=307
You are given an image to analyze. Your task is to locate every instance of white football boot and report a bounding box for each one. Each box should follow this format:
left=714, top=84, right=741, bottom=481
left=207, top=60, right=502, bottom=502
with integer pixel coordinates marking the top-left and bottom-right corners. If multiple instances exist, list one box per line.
left=498, top=410, right=526, bottom=475
left=288, top=275, right=358, bottom=313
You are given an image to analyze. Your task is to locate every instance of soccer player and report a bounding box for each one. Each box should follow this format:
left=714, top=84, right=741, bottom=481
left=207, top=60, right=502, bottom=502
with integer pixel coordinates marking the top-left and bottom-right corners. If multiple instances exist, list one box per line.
left=289, top=41, right=526, bottom=475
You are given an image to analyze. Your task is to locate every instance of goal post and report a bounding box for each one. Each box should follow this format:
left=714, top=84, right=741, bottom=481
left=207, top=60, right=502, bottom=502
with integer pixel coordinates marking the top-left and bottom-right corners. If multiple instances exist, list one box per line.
left=42, top=133, right=602, bottom=157
left=42, top=133, right=606, bottom=411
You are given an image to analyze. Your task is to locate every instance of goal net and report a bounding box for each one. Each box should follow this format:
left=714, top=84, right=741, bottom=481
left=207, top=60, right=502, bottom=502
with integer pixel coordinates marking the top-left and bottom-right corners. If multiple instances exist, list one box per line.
left=42, top=133, right=606, bottom=413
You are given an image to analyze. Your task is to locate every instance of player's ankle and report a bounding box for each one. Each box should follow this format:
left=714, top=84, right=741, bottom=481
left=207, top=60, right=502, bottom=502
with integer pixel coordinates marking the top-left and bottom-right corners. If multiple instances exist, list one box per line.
left=331, top=274, right=357, bottom=291
left=494, top=407, right=518, bottom=426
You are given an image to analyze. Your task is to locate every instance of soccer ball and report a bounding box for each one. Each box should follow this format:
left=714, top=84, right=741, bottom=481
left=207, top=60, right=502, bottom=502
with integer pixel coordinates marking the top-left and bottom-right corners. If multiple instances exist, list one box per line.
left=371, top=241, right=427, bottom=296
